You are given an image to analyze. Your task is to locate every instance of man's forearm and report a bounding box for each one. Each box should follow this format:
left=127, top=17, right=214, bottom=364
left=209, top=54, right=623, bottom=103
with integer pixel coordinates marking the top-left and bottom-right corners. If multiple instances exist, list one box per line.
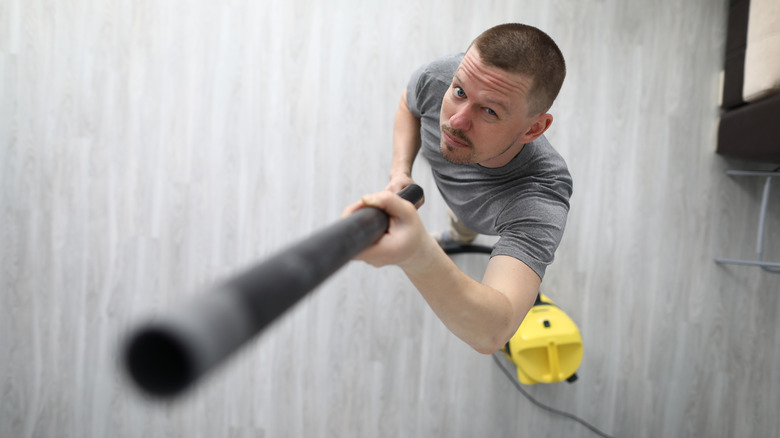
left=390, top=90, right=422, bottom=180
left=399, top=235, right=531, bottom=354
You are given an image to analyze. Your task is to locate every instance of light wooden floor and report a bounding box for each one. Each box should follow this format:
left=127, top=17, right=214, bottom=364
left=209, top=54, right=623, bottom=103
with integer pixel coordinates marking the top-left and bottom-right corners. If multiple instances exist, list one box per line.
left=3, top=0, right=780, bottom=437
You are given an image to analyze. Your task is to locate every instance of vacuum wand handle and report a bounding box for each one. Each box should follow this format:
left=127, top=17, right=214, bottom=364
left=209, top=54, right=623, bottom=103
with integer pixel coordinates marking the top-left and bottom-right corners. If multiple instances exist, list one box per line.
left=122, top=185, right=423, bottom=398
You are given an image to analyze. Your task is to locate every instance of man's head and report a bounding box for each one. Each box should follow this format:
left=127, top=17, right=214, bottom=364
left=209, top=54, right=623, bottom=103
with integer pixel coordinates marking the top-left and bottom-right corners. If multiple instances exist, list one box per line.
left=471, top=23, right=566, bottom=116
left=439, top=24, right=566, bottom=167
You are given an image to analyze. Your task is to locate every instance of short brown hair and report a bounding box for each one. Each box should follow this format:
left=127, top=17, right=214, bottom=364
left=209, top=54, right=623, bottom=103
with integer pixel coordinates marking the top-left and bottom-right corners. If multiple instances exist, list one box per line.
left=470, top=23, right=566, bottom=115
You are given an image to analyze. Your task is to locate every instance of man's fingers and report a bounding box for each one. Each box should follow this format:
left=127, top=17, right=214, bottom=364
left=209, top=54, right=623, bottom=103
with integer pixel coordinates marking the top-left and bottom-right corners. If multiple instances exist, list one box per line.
left=341, top=189, right=428, bottom=268
left=340, top=199, right=367, bottom=218
left=360, top=191, right=417, bottom=219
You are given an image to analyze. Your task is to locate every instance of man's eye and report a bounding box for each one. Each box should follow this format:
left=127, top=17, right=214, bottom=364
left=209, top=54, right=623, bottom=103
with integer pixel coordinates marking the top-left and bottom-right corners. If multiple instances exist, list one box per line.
left=485, top=108, right=497, bottom=117
left=454, top=87, right=466, bottom=98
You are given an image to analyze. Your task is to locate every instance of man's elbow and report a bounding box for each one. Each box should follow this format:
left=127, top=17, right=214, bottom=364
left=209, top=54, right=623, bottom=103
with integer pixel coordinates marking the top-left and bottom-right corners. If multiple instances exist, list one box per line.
left=470, top=335, right=510, bottom=355
left=473, top=344, right=502, bottom=355
left=469, top=317, right=521, bottom=355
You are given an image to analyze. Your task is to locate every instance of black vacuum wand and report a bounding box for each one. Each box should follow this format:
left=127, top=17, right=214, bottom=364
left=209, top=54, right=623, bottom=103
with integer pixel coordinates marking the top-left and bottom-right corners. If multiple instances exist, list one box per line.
left=122, top=185, right=424, bottom=398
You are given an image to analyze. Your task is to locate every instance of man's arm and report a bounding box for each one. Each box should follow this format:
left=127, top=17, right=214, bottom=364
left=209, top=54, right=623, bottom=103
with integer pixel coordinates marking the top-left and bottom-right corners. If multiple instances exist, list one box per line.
left=386, top=90, right=422, bottom=195
left=343, top=191, right=540, bottom=354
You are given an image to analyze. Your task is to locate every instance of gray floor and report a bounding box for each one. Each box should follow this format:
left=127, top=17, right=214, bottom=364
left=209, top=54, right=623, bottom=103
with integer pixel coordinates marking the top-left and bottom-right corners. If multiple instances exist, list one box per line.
left=3, top=0, right=780, bottom=437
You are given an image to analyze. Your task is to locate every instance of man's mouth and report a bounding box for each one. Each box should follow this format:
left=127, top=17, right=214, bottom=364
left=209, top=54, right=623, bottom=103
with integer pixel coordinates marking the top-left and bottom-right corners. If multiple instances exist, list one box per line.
left=441, top=127, right=472, bottom=149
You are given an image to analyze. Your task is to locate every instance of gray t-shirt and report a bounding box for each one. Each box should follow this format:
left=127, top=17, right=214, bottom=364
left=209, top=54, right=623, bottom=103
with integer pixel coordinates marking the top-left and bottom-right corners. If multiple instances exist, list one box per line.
left=406, top=53, right=573, bottom=279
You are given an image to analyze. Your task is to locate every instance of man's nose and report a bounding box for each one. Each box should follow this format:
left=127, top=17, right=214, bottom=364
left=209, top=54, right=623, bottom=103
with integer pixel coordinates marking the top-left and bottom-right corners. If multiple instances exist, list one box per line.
left=449, top=105, right=472, bottom=130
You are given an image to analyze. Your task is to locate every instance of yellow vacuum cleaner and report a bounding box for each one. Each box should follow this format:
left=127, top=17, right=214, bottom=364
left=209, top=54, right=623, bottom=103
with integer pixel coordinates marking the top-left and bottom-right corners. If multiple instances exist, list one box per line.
left=501, top=293, right=583, bottom=384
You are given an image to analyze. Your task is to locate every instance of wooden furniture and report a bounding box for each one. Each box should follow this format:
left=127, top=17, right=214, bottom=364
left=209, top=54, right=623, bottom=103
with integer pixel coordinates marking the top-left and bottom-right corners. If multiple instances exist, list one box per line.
left=717, top=0, right=780, bottom=163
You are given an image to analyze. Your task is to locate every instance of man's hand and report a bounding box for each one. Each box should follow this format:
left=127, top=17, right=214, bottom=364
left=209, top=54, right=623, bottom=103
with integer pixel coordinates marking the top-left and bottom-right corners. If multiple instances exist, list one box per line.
left=384, top=173, right=414, bottom=194
left=341, top=190, right=432, bottom=268
left=384, top=174, right=424, bottom=208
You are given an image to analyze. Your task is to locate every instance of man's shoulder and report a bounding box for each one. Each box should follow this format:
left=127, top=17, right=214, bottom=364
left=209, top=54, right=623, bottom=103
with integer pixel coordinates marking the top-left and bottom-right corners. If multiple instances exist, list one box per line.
left=410, top=52, right=464, bottom=91
left=419, top=52, right=464, bottom=80
left=407, top=52, right=464, bottom=117
left=525, top=136, right=570, bottom=175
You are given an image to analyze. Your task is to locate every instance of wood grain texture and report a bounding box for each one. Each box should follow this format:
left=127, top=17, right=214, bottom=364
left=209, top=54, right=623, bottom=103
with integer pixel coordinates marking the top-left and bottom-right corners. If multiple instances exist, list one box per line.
left=2, top=0, right=779, bottom=437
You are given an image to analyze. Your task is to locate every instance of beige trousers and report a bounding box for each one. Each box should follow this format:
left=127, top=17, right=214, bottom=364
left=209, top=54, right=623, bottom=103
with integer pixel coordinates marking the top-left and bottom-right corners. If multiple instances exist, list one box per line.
left=446, top=207, right=478, bottom=243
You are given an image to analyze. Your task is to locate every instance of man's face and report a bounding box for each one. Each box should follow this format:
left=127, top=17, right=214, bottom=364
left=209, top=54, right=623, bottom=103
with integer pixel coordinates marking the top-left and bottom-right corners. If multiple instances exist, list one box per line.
left=439, top=48, right=541, bottom=168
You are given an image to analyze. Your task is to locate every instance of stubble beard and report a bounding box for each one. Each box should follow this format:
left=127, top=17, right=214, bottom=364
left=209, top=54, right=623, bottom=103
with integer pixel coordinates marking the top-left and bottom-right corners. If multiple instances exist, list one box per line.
left=440, top=126, right=475, bottom=165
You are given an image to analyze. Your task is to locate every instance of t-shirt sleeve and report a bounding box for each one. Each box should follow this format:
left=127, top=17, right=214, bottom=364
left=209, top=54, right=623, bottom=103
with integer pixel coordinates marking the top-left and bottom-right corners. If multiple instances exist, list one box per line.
left=491, top=174, right=573, bottom=280
left=405, top=54, right=461, bottom=120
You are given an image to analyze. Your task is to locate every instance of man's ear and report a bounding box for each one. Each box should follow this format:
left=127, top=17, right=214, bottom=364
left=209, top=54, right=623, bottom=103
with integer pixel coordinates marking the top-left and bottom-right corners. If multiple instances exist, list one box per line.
left=522, top=113, right=553, bottom=143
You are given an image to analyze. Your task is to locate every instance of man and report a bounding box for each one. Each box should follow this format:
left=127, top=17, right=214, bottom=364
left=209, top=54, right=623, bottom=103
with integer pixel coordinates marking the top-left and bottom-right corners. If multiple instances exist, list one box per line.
left=343, top=23, right=572, bottom=354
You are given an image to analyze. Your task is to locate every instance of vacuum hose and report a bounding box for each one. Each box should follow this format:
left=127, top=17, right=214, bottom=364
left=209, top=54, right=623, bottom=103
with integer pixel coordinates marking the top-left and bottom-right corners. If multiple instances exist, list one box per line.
left=122, top=185, right=424, bottom=398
